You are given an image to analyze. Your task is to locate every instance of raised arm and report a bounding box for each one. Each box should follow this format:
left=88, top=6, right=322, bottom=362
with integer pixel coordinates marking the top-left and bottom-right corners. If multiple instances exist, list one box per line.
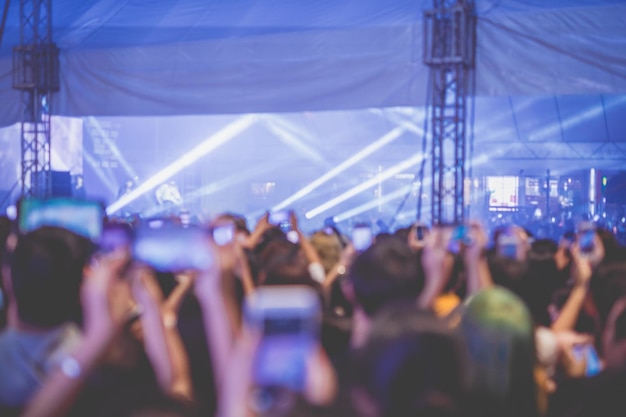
left=194, top=254, right=235, bottom=397
left=417, top=227, right=454, bottom=310
left=551, top=243, right=592, bottom=332
left=131, top=267, right=194, bottom=402
left=21, top=251, right=130, bottom=417
left=463, top=222, right=493, bottom=296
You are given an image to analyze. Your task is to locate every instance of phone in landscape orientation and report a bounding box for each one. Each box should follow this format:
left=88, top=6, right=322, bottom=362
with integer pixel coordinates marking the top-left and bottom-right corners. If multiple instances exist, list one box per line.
left=579, top=230, right=595, bottom=254
left=244, top=286, right=321, bottom=391
left=352, top=223, right=373, bottom=252
left=17, top=197, right=105, bottom=241
left=133, top=225, right=213, bottom=272
left=572, top=343, right=602, bottom=376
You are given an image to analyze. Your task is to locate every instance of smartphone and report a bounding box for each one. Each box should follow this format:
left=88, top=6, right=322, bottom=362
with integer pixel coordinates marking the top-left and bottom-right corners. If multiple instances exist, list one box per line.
left=17, top=197, right=104, bottom=241
left=269, top=210, right=292, bottom=233
left=572, top=344, right=602, bottom=376
left=133, top=225, right=213, bottom=272
left=579, top=230, right=595, bottom=254
left=212, top=223, right=235, bottom=246
left=99, top=222, right=134, bottom=253
left=244, top=286, right=321, bottom=391
left=497, top=231, right=519, bottom=260
left=416, top=225, right=427, bottom=241
left=447, top=224, right=471, bottom=254
left=352, top=224, right=373, bottom=252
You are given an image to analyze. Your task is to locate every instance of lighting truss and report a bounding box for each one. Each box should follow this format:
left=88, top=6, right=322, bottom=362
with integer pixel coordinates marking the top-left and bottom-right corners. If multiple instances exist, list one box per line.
left=423, top=0, right=475, bottom=224
left=13, top=0, right=59, bottom=197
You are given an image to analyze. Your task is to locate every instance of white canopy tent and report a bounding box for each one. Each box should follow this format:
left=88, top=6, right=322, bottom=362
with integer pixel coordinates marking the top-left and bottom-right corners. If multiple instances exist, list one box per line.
left=0, top=0, right=625, bottom=227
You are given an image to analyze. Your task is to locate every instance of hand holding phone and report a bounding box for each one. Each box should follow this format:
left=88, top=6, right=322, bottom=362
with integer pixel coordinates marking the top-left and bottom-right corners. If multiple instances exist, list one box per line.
left=447, top=224, right=473, bottom=254
left=572, top=343, right=602, bottom=376
left=578, top=230, right=596, bottom=254
left=244, top=286, right=321, bottom=391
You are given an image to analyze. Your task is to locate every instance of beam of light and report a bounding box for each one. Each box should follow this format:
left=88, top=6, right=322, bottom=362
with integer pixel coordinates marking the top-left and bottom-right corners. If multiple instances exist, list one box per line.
left=142, top=158, right=292, bottom=218
left=369, top=107, right=427, bottom=136
left=273, top=125, right=408, bottom=211
left=333, top=182, right=421, bottom=223
left=82, top=151, right=119, bottom=195
left=106, top=115, right=256, bottom=215
left=262, top=119, right=328, bottom=165
left=270, top=115, right=321, bottom=146
left=528, top=96, right=626, bottom=142
left=305, top=153, right=426, bottom=220
left=86, top=116, right=139, bottom=181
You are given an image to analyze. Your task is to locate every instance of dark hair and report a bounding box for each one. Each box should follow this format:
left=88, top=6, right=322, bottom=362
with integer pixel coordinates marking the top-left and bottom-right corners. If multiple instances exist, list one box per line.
left=528, top=238, right=558, bottom=262
left=589, top=261, right=626, bottom=330
left=256, top=239, right=319, bottom=289
left=393, top=226, right=411, bottom=243
left=349, top=238, right=422, bottom=316
left=613, top=301, right=626, bottom=342
left=215, top=212, right=250, bottom=235
left=597, top=228, right=621, bottom=262
left=351, top=303, right=467, bottom=417
left=0, top=215, right=11, bottom=329
left=10, top=226, right=95, bottom=327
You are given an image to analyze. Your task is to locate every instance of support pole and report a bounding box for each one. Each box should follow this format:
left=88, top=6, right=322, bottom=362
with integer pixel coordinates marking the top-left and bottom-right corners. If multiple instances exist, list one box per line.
left=423, top=0, right=475, bottom=224
left=13, top=0, right=59, bottom=197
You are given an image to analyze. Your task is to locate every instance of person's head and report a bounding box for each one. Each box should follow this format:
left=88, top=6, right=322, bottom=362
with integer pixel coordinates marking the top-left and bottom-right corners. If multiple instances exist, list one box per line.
left=7, top=226, right=95, bottom=328
left=602, top=296, right=626, bottom=370
left=214, top=212, right=250, bottom=238
left=351, top=303, right=468, bottom=417
left=459, top=287, right=539, bottom=417
left=596, top=228, right=621, bottom=262
left=589, top=261, right=626, bottom=332
left=348, top=238, right=422, bottom=317
left=256, top=238, right=318, bottom=289
left=309, top=229, right=343, bottom=275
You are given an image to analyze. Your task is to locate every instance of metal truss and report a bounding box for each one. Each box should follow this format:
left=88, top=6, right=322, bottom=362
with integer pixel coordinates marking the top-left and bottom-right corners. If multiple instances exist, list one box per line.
left=424, top=0, right=475, bottom=224
left=12, top=0, right=59, bottom=197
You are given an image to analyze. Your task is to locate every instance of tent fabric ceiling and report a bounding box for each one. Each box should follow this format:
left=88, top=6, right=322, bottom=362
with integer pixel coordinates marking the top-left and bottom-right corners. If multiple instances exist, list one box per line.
left=1, top=0, right=626, bottom=126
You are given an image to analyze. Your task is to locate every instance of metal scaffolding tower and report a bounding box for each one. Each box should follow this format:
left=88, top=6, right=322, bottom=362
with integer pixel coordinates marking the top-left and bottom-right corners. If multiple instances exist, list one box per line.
left=12, top=0, right=59, bottom=197
left=424, top=0, right=475, bottom=224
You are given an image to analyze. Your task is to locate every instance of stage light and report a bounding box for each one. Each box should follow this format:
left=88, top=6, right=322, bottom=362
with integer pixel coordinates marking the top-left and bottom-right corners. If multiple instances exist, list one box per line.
left=305, top=153, right=425, bottom=220
left=106, top=115, right=256, bottom=215
left=273, top=126, right=408, bottom=211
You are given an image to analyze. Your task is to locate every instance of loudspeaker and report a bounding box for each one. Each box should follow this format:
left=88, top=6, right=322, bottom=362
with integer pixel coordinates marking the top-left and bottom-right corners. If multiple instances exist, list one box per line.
left=32, top=171, right=73, bottom=197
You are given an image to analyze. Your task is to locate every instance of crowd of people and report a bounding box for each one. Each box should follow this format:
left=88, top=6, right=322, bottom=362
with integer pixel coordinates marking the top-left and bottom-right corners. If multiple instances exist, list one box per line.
left=1, top=204, right=626, bottom=417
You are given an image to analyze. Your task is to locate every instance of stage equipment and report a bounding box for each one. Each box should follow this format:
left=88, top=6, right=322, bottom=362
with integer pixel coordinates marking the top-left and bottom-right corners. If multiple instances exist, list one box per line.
left=13, top=0, right=59, bottom=197
left=423, top=0, right=475, bottom=224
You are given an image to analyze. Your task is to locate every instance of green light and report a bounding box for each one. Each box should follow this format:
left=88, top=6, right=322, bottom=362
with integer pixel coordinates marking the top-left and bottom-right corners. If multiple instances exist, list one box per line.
left=602, top=176, right=607, bottom=187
